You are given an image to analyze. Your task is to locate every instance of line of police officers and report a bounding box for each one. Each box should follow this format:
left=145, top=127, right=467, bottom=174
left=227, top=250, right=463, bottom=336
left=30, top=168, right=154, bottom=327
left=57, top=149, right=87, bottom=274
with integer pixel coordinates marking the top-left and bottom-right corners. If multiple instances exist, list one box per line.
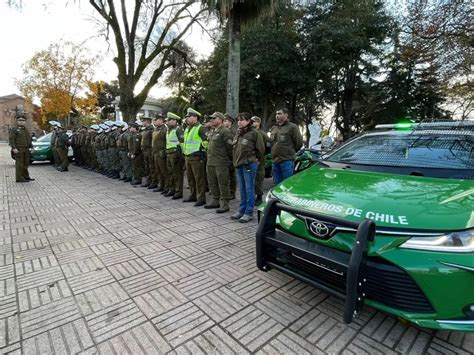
left=62, top=107, right=302, bottom=222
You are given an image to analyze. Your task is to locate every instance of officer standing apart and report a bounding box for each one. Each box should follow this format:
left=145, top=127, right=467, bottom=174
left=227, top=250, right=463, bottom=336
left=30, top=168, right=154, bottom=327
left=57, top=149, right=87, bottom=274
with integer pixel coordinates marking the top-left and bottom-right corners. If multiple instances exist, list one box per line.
left=56, top=126, right=70, bottom=172
left=152, top=114, right=169, bottom=193
left=270, top=108, right=303, bottom=184
left=205, top=112, right=233, bottom=213
left=182, top=108, right=208, bottom=207
left=9, top=116, right=34, bottom=183
left=165, top=112, right=185, bottom=199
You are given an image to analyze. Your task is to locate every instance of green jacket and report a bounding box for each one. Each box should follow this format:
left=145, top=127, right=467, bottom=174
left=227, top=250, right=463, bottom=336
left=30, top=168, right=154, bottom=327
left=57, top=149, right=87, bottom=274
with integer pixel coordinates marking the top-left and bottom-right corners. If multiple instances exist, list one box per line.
left=152, top=125, right=167, bottom=152
left=9, top=126, right=32, bottom=149
left=141, top=126, right=153, bottom=149
left=232, top=127, right=265, bottom=168
left=207, top=126, right=233, bottom=166
left=270, top=121, right=303, bottom=163
left=128, top=132, right=142, bottom=155
left=56, top=131, right=70, bottom=149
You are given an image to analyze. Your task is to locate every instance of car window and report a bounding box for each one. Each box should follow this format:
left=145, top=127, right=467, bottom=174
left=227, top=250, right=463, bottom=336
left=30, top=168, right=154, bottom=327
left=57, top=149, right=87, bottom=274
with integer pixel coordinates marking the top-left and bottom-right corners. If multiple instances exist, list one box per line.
left=36, top=133, right=52, bottom=143
left=326, top=132, right=473, bottom=170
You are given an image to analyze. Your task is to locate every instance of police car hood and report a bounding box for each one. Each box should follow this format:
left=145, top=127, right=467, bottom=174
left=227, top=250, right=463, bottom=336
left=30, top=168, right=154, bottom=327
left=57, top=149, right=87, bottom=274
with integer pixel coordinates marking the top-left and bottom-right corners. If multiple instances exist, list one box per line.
left=272, top=166, right=474, bottom=230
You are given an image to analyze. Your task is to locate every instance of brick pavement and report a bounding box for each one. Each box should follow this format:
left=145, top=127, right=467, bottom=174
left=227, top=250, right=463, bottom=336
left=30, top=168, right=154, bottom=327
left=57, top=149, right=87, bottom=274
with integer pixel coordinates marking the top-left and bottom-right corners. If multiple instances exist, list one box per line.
left=0, top=142, right=472, bottom=354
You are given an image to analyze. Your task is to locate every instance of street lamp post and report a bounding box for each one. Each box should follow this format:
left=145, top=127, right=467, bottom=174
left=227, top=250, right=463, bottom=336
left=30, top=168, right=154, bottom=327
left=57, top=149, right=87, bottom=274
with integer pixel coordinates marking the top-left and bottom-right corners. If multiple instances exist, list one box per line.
left=3, top=104, right=29, bottom=134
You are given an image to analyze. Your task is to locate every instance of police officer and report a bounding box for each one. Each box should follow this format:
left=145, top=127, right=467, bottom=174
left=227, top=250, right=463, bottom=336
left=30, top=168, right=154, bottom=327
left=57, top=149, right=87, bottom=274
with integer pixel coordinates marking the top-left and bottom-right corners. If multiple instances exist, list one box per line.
left=152, top=114, right=169, bottom=192
left=117, top=122, right=132, bottom=182
left=140, top=117, right=154, bottom=187
left=182, top=108, right=208, bottom=207
left=128, top=122, right=144, bottom=185
left=165, top=112, right=185, bottom=199
left=269, top=108, right=303, bottom=184
left=56, top=126, right=70, bottom=172
left=252, top=116, right=270, bottom=205
left=224, top=113, right=237, bottom=199
left=9, top=116, right=34, bottom=182
left=50, top=122, right=60, bottom=167
left=205, top=112, right=233, bottom=213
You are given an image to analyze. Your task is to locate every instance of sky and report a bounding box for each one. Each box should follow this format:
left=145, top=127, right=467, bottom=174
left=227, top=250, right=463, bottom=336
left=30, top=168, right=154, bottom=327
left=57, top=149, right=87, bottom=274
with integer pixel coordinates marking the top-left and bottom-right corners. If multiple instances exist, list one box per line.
left=0, top=0, right=215, bottom=101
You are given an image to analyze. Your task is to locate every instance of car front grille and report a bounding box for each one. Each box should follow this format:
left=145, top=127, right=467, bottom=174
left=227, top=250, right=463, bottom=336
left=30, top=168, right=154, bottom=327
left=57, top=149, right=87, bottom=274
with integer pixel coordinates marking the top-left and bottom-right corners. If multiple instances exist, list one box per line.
left=275, top=251, right=434, bottom=314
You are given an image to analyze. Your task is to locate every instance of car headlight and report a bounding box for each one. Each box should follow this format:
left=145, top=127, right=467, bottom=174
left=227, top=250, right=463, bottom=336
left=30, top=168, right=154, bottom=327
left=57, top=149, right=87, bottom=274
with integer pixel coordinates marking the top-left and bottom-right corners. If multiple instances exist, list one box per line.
left=400, top=229, right=474, bottom=253
left=265, top=190, right=277, bottom=204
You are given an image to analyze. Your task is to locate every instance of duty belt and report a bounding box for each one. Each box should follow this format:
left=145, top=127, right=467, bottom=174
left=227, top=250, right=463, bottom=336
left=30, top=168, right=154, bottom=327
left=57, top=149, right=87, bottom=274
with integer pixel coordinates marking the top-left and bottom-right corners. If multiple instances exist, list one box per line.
left=166, top=148, right=179, bottom=154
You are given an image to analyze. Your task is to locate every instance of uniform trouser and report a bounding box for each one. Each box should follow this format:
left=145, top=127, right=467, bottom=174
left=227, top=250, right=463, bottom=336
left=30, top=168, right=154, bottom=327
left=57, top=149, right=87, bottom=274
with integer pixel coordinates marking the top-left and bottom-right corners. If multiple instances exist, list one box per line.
left=185, top=156, right=206, bottom=202
left=229, top=165, right=236, bottom=196
left=108, top=147, right=120, bottom=173
left=87, top=147, right=93, bottom=168
left=72, top=146, right=78, bottom=163
left=255, top=161, right=265, bottom=196
left=207, top=165, right=231, bottom=208
left=153, top=150, right=169, bottom=190
left=96, top=150, right=103, bottom=170
left=142, top=148, right=153, bottom=181
left=77, top=146, right=83, bottom=165
left=131, top=154, right=144, bottom=181
left=14, top=148, right=30, bottom=181
left=57, top=148, right=69, bottom=170
left=120, top=150, right=132, bottom=179
left=52, top=146, right=60, bottom=166
left=167, top=152, right=184, bottom=196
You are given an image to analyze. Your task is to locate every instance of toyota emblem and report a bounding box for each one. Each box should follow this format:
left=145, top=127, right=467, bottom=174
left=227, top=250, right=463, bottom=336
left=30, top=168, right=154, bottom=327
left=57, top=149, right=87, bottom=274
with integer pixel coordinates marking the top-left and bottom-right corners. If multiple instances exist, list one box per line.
left=309, top=221, right=330, bottom=237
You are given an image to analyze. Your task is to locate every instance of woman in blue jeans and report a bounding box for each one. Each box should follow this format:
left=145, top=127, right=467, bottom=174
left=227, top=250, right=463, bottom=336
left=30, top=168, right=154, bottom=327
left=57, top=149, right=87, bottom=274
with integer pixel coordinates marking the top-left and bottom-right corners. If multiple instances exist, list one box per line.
left=231, top=113, right=265, bottom=223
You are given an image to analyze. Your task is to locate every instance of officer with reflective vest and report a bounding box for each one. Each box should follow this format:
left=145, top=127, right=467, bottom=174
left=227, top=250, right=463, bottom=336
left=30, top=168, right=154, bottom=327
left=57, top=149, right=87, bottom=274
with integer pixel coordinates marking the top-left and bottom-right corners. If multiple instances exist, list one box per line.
left=182, top=108, right=208, bottom=206
left=165, top=112, right=185, bottom=199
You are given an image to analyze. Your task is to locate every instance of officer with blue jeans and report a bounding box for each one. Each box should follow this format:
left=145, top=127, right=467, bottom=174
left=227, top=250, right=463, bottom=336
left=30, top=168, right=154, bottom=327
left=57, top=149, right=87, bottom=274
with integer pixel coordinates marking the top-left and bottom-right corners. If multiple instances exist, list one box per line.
left=231, top=113, right=265, bottom=223
left=270, top=108, right=303, bottom=184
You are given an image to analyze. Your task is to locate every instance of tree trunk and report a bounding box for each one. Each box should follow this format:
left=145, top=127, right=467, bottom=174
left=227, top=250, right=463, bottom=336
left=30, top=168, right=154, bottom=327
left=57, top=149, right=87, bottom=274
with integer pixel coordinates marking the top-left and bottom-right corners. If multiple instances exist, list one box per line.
left=226, top=7, right=241, bottom=118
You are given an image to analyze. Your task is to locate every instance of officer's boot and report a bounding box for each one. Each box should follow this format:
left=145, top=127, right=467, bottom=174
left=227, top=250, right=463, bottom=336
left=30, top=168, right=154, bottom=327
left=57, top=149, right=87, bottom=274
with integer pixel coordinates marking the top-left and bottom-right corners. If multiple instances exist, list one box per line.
left=216, top=199, right=230, bottom=214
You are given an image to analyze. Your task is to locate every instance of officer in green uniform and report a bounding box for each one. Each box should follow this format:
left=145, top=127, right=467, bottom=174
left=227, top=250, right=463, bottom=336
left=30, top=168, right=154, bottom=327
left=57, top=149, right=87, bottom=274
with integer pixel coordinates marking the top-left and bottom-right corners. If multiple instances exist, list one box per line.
left=70, top=129, right=79, bottom=164
left=182, top=108, right=208, bottom=207
left=128, top=122, right=143, bottom=185
left=165, top=112, right=185, bottom=199
left=224, top=113, right=237, bottom=199
left=140, top=117, right=154, bottom=187
left=109, top=121, right=122, bottom=178
left=84, top=126, right=93, bottom=169
left=56, top=126, right=70, bottom=172
left=252, top=116, right=270, bottom=205
left=95, top=125, right=106, bottom=173
left=152, top=114, right=169, bottom=192
left=117, top=122, right=132, bottom=182
left=205, top=112, right=233, bottom=213
left=269, top=107, right=304, bottom=184
left=9, top=116, right=34, bottom=182
left=51, top=123, right=60, bottom=167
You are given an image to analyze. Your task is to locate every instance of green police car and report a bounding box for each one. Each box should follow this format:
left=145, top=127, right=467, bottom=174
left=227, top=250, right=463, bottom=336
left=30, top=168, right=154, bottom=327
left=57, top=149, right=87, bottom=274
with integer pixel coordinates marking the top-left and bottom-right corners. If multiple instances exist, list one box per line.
left=30, top=132, right=73, bottom=163
left=256, top=121, right=473, bottom=331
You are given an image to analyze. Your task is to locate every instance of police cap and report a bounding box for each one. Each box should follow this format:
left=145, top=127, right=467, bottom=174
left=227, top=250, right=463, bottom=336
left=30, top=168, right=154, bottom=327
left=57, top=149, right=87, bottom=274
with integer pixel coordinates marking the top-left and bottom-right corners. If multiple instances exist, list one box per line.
left=185, top=108, right=201, bottom=118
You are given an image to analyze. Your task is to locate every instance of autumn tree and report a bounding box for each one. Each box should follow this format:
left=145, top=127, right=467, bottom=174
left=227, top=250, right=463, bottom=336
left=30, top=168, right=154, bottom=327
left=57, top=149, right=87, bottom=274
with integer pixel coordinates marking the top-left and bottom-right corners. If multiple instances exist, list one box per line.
left=89, top=0, right=208, bottom=120
left=17, top=41, right=97, bottom=126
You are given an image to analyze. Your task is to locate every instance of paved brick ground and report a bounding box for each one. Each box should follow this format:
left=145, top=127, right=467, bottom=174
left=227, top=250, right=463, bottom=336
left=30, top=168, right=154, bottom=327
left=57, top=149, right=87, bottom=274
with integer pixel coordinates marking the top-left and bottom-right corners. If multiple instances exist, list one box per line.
left=0, top=142, right=472, bottom=354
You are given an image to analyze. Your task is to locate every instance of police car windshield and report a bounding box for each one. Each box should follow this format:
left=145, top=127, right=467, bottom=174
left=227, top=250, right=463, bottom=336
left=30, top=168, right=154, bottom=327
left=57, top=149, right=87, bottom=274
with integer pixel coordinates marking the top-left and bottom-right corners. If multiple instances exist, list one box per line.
left=36, top=133, right=52, bottom=143
left=326, top=132, right=474, bottom=171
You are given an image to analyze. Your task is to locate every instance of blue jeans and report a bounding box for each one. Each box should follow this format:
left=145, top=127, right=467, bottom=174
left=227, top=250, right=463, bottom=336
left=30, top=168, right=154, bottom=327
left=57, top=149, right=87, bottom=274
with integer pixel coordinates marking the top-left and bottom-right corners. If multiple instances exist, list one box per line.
left=272, top=160, right=294, bottom=184
left=236, top=162, right=258, bottom=216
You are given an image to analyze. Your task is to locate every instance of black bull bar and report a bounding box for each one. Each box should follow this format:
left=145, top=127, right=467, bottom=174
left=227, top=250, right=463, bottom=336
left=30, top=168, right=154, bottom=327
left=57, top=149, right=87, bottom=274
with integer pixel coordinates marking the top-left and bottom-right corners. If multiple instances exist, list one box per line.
left=256, top=199, right=376, bottom=324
